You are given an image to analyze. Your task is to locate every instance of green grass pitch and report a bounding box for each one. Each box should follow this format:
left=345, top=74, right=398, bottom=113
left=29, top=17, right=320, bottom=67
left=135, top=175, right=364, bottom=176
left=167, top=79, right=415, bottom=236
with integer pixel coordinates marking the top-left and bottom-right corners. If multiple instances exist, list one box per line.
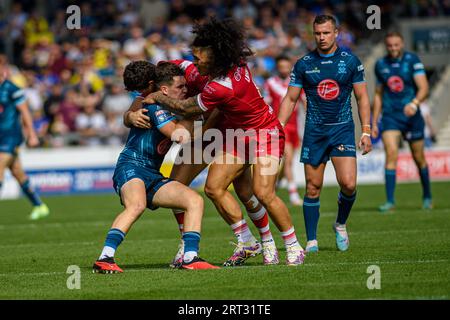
left=0, top=182, right=449, bottom=300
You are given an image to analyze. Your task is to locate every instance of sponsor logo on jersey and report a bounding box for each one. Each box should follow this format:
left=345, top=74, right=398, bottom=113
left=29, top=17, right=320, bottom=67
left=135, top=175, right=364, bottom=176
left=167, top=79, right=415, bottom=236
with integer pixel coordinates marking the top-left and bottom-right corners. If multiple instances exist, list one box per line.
left=387, top=75, right=404, bottom=93
left=317, top=79, right=340, bottom=100
left=157, top=138, right=172, bottom=155
left=306, top=67, right=320, bottom=74
left=155, top=110, right=165, bottom=116
left=413, top=63, right=424, bottom=70
left=321, top=60, right=333, bottom=64
left=303, top=55, right=312, bottom=61
left=157, top=114, right=167, bottom=122
left=234, top=68, right=242, bottom=81
left=244, top=68, right=250, bottom=82
left=188, top=71, right=199, bottom=82
left=203, top=85, right=216, bottom=94
left=357, top=65, right=364, bottom=71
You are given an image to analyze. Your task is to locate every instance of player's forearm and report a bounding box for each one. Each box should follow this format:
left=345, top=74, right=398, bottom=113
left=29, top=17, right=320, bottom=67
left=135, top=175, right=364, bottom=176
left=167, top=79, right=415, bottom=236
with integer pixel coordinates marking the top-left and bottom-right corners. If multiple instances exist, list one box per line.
left=123, top=111, right=133, bottom=128
left=18, top=104, right=37, bottom=139
left=356, top=94, right=371, bottom=130
left=153, top=92, right=203, bottom=117
left=414, top=85, right=429, bottom=104
left=372, top=93, right=382, bottom=126
left=278, top=96, right=296, bottom=127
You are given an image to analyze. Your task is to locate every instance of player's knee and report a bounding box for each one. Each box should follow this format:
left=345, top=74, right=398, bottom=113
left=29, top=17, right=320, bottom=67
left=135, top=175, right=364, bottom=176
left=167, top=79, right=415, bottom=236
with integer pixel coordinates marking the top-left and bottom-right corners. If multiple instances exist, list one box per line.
left=305, top=182, right=322, bottom=198
left=126, top=202, right=146, bottom=217
left=340, top=179, right=356, bottom=195
left=185, top=192, right=204, bottom=212
left=254, top=187, right=276, bottom=205
left=204, top=183, right=224, bottom=200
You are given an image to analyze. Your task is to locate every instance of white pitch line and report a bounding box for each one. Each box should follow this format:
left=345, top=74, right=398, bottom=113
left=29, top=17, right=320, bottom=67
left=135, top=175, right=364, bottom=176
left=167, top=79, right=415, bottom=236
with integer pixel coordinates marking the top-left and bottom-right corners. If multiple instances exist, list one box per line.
left=1, top=227, right=448, bottom=249
left=0, top=259, right=448, bottom=277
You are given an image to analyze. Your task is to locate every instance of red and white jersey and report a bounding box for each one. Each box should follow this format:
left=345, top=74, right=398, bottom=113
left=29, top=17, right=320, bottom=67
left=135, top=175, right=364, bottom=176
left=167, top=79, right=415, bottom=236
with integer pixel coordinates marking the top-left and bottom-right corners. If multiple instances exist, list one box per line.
left=264, top=75, right=303, bottom=127
left=170, top=60, right=208, bottom=97
left=196, top=64, right=280, bottom=131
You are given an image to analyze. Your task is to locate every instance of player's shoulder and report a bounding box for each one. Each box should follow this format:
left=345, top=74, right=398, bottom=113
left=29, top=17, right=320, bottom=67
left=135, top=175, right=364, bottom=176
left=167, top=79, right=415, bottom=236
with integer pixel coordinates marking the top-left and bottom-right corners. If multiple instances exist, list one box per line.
left=403, top=51, right=424, bottom=68
left=170, top=59, right=194, bottom=71
left=337, top=49, right=361, bottom=64
left=403, top=51, right=421, bottom=61
left=2, top=79, right=22, bottom=92
left=295, top=52, right=317, bottom=66
left=207, top=75, right=233, bottom=93
left=375, top=55, right=389, bottom=68
left=143, top=102, right=160, bottom=113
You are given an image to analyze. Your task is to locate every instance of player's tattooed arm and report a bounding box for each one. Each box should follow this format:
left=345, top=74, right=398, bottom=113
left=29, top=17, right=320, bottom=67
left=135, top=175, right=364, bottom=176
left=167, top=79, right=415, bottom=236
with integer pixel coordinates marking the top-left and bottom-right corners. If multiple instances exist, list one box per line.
left=144, top=92, right=204, bottom=118
left=123, top=96, right=151, bottom=129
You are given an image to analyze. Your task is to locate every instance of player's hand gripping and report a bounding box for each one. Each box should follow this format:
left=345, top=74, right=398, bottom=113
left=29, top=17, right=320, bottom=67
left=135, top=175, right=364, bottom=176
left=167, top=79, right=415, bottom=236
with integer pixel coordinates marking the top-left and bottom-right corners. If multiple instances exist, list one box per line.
left=403, top=99, right=419, bottom=117
left=27, top=134, right=40, bottom=148
left=358, top=134, right=372, bottom=155
left=128, top=108, right=151, bottom=129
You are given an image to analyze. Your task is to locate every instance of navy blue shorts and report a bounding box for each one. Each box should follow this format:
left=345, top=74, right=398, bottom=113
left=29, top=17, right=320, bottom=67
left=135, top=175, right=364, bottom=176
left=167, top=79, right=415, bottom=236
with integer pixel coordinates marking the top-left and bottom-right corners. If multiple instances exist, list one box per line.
left=301, top=122, right=356, bottom=167
left=381, top=112, right=425, bottom=142
left=112, top=161, right=173, bottom=210
left=0, top=133, right=23, bottom=156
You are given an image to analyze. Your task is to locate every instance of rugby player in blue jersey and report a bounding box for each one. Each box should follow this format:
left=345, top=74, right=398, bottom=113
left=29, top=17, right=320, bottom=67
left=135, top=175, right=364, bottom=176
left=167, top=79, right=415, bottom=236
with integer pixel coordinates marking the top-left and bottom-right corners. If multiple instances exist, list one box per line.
left=0, top=60, right=49, bottom=220
left=278, top=15, right=372, bottom=253
left=372, top=31, right=432, bottom=212
left=93, top=61, right=218, bottom=273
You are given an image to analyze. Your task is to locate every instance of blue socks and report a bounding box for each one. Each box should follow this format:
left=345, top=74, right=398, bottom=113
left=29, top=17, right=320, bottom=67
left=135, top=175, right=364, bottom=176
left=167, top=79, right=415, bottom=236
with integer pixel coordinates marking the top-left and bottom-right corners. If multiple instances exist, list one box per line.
left=303, top=197, right=320, bottom=241
left=99, top=228, right=126, bottom=259
left=385, top=169, right=396, bottom=203
left=20, top=179, right=42, bottom=206
left=182, top=231, right=201, bottom=262
left=337, top=191, right=356, bottom=225
left=419, top=166, right=432, bottom=200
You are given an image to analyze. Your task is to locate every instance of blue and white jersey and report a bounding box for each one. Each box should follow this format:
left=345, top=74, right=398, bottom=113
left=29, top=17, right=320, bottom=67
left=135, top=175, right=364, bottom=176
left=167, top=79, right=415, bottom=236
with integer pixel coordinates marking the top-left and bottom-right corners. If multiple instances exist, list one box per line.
left=0, top=80, right=26, bottom=136
left=118, top=103, right=175, bottom=170
left=375, top=51, right=425, bottom=115
left=289, top=47, right=365, bottom=125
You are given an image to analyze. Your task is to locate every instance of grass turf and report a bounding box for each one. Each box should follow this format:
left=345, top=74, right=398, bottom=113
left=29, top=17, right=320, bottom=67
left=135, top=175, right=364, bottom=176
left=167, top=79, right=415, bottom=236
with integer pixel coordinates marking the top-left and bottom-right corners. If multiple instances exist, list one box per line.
left=0, top=181, right=449, bottom=300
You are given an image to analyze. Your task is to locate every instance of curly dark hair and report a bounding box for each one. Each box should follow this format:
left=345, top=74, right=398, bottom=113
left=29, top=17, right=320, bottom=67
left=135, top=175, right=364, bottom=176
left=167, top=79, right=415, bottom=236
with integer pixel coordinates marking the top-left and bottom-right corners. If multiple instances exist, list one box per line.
left=123, top=60, right=156, bottom=92
left=191, top=17, right=253, bottom=78
left=155, top=62, right=184, bottom=88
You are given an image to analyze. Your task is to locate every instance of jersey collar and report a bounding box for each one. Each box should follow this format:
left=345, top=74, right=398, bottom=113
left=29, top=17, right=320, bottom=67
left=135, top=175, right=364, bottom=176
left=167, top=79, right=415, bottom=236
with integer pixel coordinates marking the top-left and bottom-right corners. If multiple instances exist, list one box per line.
left=316, top=47, right=341, bottom=58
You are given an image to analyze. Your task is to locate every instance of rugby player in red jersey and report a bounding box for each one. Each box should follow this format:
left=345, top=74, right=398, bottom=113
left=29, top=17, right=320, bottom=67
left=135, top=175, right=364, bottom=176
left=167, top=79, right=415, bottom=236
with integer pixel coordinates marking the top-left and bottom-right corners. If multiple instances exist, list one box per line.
left=143, top=17, right=305, bottom=266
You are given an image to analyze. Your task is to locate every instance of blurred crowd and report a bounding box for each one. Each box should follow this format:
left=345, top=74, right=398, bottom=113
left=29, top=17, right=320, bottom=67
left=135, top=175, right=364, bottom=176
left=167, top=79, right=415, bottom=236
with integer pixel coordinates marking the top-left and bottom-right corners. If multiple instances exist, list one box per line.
left=0, top=0, right=449, bottom=148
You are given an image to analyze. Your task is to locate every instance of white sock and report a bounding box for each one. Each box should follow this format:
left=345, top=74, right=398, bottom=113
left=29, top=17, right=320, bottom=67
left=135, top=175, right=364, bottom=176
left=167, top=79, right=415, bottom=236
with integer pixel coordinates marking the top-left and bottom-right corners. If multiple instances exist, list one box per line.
left=281, top=227, right=300, bottom=247
left=183, top=251, right=197, bottom=263
left=230, top=219, right=254, bottom=243
left=99, top=246, right=115, bottom=260
left=288, top=182, right=297, bottom=193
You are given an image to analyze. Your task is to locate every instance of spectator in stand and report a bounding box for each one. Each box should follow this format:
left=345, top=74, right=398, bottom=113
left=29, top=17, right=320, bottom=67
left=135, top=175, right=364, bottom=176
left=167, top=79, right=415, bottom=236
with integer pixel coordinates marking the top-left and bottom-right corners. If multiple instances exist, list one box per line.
left=75, top=101, right=107, bottom=147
